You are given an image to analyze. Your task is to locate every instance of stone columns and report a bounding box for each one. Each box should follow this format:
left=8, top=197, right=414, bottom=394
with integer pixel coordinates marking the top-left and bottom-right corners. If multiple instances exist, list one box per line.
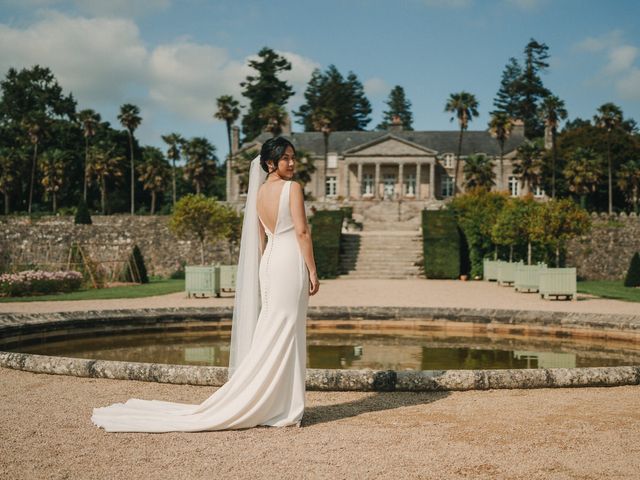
left=357, top=162, right=363, bottom=199
left=429, top=161, right=436, bottom=199
left=398, top=163, right=404, bottom=200
left=416, top=162, right=422, bottom=200
left=374, top=162, right=381, bottom=199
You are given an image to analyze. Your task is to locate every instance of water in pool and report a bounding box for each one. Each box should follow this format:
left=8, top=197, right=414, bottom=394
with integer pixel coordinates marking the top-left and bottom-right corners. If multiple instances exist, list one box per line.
left=3, top=321, right=638, bottom=370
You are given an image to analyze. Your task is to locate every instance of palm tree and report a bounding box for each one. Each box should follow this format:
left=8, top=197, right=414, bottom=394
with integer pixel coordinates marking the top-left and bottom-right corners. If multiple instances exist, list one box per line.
left=39, top=149, right=68, bottom=213
left=463, top=154, right=496, bottom=191
left=138, top=147, right=170, bottom=214
left=539, top=95, right=568, bottom=198
left=78, top=109, right=101, bottom=201
left=594, top=102, right=623, bottom=214
left=87, top=143, right=125, bottom=214
left=23, top=117, right=45, bottom=214
left=183, top=137, right=217, bottom=195
left=444, top=92, right=479, bottom=196
left=259, top=103, right=287, bottom=137
left=513, top=141, right=543, bottom=195
left=563, top=147, right=603, bottom=209
left=214, top=95, right=241, bottom=201
left=488, top=112, right=513, bottom=191
left=161, top=133, right=185, bottom=207
left=117, top=103, right=142, bottom=214
left=617, top=160, right=640, bottom=214
left=310, top=107, right=335, bottom=200
left=0, top=148, right=18, bottom=214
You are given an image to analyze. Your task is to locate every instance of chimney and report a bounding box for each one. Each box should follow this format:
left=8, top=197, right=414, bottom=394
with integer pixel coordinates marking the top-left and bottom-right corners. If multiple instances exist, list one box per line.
left=282, top=112, right=292, bottom=136
left=231, top=126, right=240, bottom=154
left=511, top=118, right=525, bottom=137
left=389, top=114, right=403, bottom=133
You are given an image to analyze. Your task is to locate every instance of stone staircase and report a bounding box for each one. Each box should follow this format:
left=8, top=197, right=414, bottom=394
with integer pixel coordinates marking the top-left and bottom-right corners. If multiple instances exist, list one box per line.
left=338, top=200, right=424, bottom=279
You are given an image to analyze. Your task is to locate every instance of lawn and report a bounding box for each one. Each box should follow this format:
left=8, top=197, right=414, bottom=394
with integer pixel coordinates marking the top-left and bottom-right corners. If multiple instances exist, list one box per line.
left=578, top=280, right=640, bottom=303
left=0, top=278, right=185, bottom=302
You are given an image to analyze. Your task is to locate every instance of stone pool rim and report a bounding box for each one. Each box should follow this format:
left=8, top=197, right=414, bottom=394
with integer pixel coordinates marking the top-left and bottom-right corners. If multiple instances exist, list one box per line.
left=1, top=306, right=639, bottom=392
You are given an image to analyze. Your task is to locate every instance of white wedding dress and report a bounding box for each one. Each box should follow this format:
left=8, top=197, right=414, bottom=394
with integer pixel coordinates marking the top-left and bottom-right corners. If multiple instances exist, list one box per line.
left=91, top=180, right=309, bottom=432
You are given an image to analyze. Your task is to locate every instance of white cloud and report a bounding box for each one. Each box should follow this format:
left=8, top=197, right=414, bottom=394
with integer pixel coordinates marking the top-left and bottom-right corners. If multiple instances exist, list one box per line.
left=0, top=11, right=147, bottom=103
left=574, top=30, right=640, bottom=102
left=604, top=45, right=638, bottom=75
left=364, top=77, right=390, bottom=97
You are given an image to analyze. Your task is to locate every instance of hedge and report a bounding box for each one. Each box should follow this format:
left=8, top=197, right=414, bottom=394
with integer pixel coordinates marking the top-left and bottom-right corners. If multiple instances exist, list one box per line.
left=422, top=209, right=461, bottom=279
left=310, top=210, right=344, bottom=279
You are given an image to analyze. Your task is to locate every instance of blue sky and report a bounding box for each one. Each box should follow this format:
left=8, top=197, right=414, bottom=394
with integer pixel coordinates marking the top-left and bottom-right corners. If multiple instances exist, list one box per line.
left=1, top=0, right=639, bottom=160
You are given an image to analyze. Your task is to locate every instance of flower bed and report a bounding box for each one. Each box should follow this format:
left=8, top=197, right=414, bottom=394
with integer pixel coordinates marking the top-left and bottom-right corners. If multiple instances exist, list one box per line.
left=0, top=270, right=83, bottom=297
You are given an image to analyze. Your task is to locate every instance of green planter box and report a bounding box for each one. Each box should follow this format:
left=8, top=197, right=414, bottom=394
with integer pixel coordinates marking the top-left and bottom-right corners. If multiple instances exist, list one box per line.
left=497, top=261, right=523, bottom=286
left=185, top=265, right=237, bottom=298
left=539, top=268, right=577, bottom=301
left=514, top=264, right=547, bottom=293
left=483, top=259, right=502, bottom=281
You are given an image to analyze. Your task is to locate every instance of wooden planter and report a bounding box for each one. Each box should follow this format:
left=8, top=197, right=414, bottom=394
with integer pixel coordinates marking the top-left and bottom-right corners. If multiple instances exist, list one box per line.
left=497, top=261, right=523, bottom=286
left=539, top=268, right=577, bottom=301
left=185, top=265, right=237, bottom=298
left=483, top=259, right=501, bottom=282
left=514, top=264, right=547, bottom=293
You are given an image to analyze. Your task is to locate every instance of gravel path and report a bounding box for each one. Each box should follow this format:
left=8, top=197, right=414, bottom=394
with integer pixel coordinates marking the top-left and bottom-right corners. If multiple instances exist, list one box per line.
left=1, top=367, right=638, bottom=479
left=0, top=278, right=638, bottom=315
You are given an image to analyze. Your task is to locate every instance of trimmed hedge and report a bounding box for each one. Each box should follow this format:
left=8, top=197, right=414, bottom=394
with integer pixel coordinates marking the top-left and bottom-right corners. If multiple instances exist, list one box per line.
left=74, top=199, right=92, bottom=225
left=121, top=244, right=149, bottom=284
left=624, top=252, right=640, bottom=287
left=310, top=210, right=344, bottom=279
left=422, top=209, right=461, bottom=279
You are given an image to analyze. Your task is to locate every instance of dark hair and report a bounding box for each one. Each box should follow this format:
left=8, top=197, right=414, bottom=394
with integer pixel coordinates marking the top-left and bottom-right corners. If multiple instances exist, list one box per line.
left=260, top=137, right=296, bottom=175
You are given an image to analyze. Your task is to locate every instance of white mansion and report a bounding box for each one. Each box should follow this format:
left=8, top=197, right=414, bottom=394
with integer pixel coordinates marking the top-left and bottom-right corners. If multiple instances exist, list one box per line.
left=226, top=118, right=543, bottom=207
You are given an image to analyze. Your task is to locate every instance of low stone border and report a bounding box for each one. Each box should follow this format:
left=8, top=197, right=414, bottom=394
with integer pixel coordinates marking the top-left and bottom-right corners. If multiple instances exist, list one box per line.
left=1, top=306, right=639, bottom=391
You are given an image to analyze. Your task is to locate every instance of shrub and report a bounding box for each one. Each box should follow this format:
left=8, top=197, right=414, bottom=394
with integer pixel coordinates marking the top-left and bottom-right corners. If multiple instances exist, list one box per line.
left=624, top=252, right=640, bottom=287
left=121, top=244, right=149, bottom=283
left=310, top=210, right=344, bottom=279
left=74, top=199, right=92, bottom=225
left=422, top=210, right=460, bottom=279
left=0, top=270, right=83, bottom=296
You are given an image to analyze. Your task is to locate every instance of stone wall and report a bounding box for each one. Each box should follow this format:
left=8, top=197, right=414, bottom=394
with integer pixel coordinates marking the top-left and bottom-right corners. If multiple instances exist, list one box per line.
left=567, top=212, right=640, bottom=281
left=0, top=215, right=235, bottom=278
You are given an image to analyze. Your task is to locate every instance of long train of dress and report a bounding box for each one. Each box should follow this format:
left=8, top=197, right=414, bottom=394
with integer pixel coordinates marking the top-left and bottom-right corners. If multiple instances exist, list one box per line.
left=91, top=180, right=309, bottom=432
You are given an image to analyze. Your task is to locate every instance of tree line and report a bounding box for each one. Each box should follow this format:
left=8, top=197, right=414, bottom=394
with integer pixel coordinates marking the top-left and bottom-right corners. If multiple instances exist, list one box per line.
left=1, top=40, right=639, bottom=216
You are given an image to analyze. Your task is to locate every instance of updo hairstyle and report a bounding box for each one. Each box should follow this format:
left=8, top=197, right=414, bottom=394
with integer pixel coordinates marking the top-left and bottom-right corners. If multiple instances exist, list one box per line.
left=259, top=137, right=296, bottom=176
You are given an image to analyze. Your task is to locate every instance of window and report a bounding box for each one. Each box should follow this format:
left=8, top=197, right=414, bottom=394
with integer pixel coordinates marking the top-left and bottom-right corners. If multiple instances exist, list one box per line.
left=405, top=173, right=416, bottom=196
left=533, top=184, right=545, bottom=198
left=508, top=176, right=520, bottom=197
left=362, top=173, right=374, bottom=195
left=327, top=153, right=338, bottom=169
left=325, top=176, right=337, bottom=197
left=441, top=175, right=454, bottom=197
left=442, top=153, right=454, bottom=169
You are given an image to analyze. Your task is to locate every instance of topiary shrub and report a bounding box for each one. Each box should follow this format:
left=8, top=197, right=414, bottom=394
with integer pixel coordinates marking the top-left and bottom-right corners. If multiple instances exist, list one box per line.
left=624, top=252, right=640, bottom=287
left=310, top=210, right=344, bottom=279
left=422, top=209, right=460, bottom=279
left=74, top=199, right=92, bottom=225
left=122, top=244, right=149, bottom=284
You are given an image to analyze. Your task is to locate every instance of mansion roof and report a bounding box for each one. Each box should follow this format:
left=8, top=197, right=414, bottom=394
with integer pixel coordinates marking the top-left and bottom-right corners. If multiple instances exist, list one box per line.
left=245, top=129, right=526, bottom=158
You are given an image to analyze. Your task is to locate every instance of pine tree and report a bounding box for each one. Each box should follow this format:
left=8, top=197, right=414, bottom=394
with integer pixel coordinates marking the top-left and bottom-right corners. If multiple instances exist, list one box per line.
left=492, top=57, right=523, bottom=118
left=624, top=252, right=640, bottom=288
left=376, top=85, right=413, bottom=130
left=240, top=47, right=294, bottom=142
left=519, top=39, right=551, bottom=139
left=294, top=65, right=371, bottom=132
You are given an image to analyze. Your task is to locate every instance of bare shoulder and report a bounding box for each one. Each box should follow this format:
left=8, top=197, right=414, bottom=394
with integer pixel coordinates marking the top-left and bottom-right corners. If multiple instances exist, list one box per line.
left=289, top=180, right=303, bottom=195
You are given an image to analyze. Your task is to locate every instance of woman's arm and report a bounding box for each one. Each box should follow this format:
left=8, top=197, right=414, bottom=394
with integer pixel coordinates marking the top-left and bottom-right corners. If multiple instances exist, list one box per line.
left=290, top=181, right=320, bottom=295
left=258, top=218, right=266, bottom=256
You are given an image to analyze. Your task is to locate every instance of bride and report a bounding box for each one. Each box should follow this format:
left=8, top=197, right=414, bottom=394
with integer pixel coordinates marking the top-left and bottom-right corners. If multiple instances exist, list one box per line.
left=91, top=137, right=320, bottom=432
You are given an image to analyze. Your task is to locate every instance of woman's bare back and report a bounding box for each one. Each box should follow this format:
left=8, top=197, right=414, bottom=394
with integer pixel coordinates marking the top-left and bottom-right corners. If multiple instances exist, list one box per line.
left=257, top=179, right=288, bottom=234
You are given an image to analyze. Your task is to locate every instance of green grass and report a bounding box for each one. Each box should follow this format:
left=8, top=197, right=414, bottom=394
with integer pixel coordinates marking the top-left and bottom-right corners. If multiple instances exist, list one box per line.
left=0, top=278, right=185, bottom=303
left=578, top=280, right=640, bottom=303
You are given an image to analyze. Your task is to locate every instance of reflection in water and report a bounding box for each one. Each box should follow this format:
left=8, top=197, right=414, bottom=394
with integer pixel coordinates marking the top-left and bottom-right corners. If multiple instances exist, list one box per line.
left=4, top=327, right=639, bottom=371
